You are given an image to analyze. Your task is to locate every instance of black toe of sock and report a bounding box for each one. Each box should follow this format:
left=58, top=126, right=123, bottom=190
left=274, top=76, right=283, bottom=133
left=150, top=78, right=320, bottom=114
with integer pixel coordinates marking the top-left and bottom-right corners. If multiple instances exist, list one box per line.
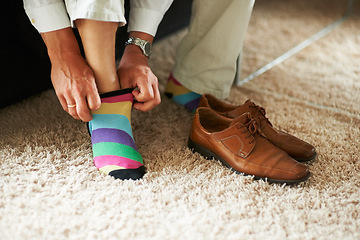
left=109, top=166, right=146, bottom=180
left=164, top=92, right=173, bottom=99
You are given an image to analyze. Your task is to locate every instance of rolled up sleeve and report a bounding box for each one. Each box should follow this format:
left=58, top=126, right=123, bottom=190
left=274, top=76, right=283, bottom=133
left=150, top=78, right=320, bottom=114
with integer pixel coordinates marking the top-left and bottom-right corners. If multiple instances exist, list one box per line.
left=128, top=0, right=174, bottom=36
left=23, top=0, right=71, bottom=33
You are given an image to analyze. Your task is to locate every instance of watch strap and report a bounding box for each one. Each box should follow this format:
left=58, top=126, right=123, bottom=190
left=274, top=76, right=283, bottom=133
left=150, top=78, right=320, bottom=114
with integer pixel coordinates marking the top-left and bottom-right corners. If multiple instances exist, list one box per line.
left=125, top=37, right=152, bottom=57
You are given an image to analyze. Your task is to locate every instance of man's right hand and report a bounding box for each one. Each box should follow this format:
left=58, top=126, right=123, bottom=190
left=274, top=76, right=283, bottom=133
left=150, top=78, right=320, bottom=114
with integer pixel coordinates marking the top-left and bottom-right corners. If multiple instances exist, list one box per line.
left=41, top=28, right=101, bottom=122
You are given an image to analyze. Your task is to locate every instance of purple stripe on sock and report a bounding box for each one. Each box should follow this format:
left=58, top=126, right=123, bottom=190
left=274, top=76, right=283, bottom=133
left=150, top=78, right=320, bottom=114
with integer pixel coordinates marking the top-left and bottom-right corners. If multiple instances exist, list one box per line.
left=184, top=97, right=200, bottom=111
left=91, top=128, right=138, bottom=151
left=101, top=93, right=134, bottom=103
left=94, top=155, right=143, bottom=169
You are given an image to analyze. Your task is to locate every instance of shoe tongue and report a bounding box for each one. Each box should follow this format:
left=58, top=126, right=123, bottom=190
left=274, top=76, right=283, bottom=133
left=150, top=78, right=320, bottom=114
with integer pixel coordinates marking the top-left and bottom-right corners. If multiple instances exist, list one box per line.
left=226, top=99, right=255, bottom=118
left=229, top=112, right=251, bottom=127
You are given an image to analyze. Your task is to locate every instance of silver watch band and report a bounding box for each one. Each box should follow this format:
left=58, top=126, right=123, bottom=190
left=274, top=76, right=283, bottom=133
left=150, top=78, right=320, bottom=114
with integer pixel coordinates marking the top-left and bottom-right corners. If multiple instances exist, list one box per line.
left=125, top=37, right=152, bottom=57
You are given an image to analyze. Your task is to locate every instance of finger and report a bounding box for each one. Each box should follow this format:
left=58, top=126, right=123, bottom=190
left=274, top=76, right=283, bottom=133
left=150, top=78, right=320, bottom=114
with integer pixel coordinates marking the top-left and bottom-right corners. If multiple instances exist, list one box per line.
left=152, top=81, right=161, bottom=105
left=87, top=89, right=101, bottom=111
left=72, top=90, right=93, bottom=122
left=57, top=95, right=69, bottom=112
left=61, top=87, right=81, bottom=120
left=133, top=82, right=161, bottom=111
left=59, top=94, right=80, bottom=120
left=132, top=79, right=154, bottom=103
left=66, top=99, right=81, bottom=120
left=75, top=97, right=93, bottom=122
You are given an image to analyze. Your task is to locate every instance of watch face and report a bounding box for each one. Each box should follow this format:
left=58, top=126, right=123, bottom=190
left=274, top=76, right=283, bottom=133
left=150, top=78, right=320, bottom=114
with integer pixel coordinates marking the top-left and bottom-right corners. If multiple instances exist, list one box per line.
left=144, top=42, right=151, bottom=55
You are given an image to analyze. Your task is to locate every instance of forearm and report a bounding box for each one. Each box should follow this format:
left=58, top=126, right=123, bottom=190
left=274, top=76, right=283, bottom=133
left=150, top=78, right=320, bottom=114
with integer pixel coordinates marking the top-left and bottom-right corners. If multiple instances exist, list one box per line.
left=40, top=27, right=81, bottom=63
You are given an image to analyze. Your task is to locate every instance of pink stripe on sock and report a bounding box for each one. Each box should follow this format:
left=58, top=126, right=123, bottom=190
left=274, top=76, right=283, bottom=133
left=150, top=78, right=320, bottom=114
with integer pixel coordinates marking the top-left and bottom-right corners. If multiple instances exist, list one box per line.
left=94, top=155, right=143, bottom=169
left=168, top=74, right=182, bottom=86
left=101, top=93, right=134, bottom=103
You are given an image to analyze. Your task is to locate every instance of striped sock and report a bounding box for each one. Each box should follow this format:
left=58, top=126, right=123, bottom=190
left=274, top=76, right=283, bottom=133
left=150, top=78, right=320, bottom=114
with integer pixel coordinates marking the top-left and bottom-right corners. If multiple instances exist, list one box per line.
left=165, top=74, right=201, bottom=112
left=88, top=88, right=145, bottom=180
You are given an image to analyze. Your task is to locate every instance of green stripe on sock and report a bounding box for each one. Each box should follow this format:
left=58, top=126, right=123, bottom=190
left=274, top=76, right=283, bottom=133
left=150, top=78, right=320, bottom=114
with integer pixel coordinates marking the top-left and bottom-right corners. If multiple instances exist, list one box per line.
left=93, top=142, right=143, bottom=163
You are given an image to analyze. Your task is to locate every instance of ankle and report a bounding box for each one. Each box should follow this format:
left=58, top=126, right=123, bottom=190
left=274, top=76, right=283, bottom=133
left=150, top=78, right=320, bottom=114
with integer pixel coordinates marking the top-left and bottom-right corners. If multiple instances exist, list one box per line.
left=97, top=79, right=121, bottom=94
left=165, top=74, right=201, bottom=112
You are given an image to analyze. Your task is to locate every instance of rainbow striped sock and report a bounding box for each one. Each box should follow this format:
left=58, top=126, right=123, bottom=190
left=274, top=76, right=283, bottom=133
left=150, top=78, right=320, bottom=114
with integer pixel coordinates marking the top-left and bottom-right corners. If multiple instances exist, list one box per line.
left=165, top=74, right=201, bottom=112
left=88, top=89, right=145, bottom=180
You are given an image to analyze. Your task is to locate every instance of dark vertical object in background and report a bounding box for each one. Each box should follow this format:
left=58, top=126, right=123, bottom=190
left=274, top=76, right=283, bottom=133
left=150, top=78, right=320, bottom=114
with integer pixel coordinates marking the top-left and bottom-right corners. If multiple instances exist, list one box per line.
left=115, top=0, right=131, bottom=60
left=155, top=0, right=193, bottom=41
left=0, top=0, right=52, bottom=109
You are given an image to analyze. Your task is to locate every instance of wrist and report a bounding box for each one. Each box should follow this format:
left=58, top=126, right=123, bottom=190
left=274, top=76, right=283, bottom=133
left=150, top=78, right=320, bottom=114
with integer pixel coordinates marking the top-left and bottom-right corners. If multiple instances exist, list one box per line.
left=125, top=37, right=152, bottom=58
left=124, top=44, right=145, bottom=54
left=122, top=46, right=149, bottom=65
left=125, top=32, right=154, bottom=58
left=128, top=31, right=154, bottom=43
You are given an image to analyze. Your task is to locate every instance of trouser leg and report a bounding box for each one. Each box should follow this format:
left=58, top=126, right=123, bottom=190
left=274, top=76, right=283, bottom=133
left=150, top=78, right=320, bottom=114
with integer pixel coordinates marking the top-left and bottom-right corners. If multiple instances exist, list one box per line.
left=172, top=0, right=255, bottom=99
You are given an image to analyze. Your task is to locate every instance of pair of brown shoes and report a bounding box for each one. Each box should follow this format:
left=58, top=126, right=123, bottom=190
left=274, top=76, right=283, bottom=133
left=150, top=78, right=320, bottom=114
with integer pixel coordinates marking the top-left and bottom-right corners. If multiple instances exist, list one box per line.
left=188, top=94, right=316, bottom=184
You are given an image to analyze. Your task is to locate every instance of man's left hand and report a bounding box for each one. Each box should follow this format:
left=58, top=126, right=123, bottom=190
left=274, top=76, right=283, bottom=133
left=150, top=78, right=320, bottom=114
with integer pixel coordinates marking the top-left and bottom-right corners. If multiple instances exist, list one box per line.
left=117, top=43, right=161, bottom=111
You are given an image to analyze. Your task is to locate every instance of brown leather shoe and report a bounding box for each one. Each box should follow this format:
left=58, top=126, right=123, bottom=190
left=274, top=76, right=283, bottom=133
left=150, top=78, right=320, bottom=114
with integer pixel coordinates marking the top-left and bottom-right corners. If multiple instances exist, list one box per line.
left=188, top=108, right=310, bottom=184
left=198, top=94, right=317, bottom=162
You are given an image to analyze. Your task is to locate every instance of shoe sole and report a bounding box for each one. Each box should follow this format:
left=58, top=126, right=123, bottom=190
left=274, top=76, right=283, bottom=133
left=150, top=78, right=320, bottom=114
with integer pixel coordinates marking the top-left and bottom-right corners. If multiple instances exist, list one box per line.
left=188, top=138, right=311, bottom=185
left=293, top=153, right=317, bottom=162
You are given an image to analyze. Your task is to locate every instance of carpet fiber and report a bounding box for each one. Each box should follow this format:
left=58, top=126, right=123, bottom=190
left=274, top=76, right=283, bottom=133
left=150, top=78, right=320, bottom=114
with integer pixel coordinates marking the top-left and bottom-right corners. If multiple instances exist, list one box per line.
left=1, top=0, right=359, bottom=239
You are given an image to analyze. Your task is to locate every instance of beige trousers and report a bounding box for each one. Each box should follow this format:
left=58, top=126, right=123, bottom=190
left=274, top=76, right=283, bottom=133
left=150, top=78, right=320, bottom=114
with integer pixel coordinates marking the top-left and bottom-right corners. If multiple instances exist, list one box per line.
left=172, top=0, right=255, bottom=99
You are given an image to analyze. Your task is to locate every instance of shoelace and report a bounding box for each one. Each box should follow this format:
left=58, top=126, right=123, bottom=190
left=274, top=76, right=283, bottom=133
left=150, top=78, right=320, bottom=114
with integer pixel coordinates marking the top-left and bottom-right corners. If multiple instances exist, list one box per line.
left=237, top=115, right=262, bottom=144
left=249, top=104, right=272, bottom=127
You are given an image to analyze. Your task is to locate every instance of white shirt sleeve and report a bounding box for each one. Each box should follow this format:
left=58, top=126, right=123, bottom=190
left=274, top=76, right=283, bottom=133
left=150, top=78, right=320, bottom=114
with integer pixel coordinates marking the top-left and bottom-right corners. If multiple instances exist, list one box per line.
left=23, top=0, right=71, bottom=33
left=128, top=0, right=174, bottom=36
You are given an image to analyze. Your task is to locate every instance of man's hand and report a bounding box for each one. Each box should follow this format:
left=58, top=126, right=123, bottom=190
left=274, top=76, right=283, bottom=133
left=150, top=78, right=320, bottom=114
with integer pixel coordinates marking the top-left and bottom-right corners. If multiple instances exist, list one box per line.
left=117, top=32, right=161, bottom=111
left=50, top=52, right=101, bottom=122
left=41, top=28, right=101, bottom=122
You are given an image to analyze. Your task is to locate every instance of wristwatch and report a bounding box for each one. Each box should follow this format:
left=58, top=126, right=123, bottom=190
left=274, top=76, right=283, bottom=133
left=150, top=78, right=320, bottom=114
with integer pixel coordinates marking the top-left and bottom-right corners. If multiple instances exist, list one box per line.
left=125, top=37, right=152, bottom=58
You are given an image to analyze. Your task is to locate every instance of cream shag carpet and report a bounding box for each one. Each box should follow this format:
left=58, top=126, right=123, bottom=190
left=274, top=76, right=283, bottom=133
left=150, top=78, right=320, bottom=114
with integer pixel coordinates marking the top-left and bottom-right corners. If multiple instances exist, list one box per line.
left=1, top=0, right=359, bottom=239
